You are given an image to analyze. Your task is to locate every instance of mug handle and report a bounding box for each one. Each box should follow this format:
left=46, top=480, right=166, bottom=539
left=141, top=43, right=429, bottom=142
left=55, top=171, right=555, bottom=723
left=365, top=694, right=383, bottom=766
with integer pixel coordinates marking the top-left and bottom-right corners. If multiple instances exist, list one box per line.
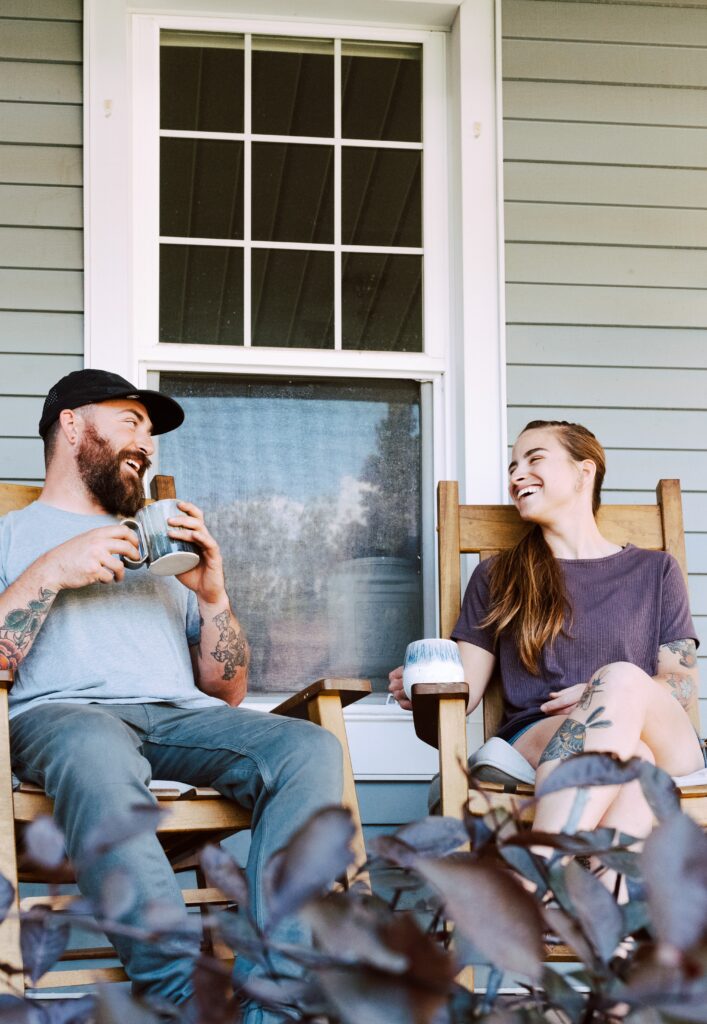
left=121, top=518, right=148, bottom=569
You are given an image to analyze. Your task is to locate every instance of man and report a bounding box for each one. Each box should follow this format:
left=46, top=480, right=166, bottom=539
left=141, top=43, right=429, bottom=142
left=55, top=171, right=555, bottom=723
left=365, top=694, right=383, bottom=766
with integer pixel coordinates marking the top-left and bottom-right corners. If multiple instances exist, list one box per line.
left=0, top=368, right=343, bottom=1019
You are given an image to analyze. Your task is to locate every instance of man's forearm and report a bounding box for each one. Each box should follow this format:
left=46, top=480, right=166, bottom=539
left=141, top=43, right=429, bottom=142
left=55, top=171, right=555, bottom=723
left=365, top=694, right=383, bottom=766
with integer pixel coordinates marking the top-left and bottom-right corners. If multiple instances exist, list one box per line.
left=0, top=560, right=58, bottom=673
left=194, top=599, right=249, bottom=705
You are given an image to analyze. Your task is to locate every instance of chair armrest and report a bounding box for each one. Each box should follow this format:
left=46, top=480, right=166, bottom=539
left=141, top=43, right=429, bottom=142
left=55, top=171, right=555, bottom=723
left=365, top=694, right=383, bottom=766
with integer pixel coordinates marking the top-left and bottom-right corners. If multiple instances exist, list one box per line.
left=0, top=668, right=13, bottom=691
left=411, top=682, right=469, bottom=748
left=271, top=678, right=371, bottom=720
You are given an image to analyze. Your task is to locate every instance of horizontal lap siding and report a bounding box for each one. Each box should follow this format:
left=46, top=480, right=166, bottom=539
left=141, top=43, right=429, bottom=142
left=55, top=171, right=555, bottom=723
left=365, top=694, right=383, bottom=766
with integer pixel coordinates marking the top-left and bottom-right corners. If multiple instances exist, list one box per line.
left=0, top=9, right=84, bottom=485
left=502, top=0, right=707, bottom=732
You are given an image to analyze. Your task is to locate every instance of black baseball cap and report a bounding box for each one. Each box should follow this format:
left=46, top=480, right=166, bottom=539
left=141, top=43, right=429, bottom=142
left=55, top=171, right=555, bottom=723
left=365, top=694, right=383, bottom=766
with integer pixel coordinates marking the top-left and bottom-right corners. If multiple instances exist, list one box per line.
left=39, top=369, right=185, bottom=439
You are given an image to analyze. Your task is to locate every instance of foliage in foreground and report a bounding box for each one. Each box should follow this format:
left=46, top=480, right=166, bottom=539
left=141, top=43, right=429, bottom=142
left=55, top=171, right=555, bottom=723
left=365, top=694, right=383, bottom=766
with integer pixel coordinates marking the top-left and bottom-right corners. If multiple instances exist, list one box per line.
left=0, top=753, right=706, bottom=1023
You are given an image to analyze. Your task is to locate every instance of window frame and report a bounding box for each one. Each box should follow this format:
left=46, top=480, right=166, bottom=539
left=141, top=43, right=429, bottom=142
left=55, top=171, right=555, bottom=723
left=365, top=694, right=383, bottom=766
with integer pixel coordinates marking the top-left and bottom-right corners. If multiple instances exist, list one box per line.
left=84, top=0, right=506, bottom=778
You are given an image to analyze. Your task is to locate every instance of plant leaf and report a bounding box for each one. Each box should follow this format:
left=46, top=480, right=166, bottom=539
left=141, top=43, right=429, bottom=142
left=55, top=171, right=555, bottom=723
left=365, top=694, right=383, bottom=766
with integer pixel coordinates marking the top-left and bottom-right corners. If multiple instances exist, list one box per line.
left=394, top=817, right=469, bottom=858
left=416, top=858, right=545, bottom=982
left=24, top=817, right=66, bottom=870
left=42, top=998, right=97, bottom=1024
left=542, top=967, right=586, bottom=1017
left=213, top=910, right=268, bottom=966
left=563, top=859, right=624, bottom=964
left=303, top=895, right=408, bottom=972
left=20, top=918, right=70, bottom=984
left=200, top=845, right=249, bottom=907
left=0, top=876, right=15, bottom=926
left=638, top=762, right=681, bottom=822
left=369, top=835, right=418, bottom=869
left=543, top=907, right=596, bottom=968
left=263, top=806, right=355, bottom=925
left=642, top=812, right=707, bottom=950
left=99, top=869, right=136, bottom=922
left=95, top=987, right=162, bottom=1024
left=498, top=846, right=548, bottom=898
left=0, top=995, right=47, bottom=1023
left=192, top=960, right=239, bottom=1024
left=80, top=805, right=165, bottom=867
left=536, top=753, right=643, bottom=797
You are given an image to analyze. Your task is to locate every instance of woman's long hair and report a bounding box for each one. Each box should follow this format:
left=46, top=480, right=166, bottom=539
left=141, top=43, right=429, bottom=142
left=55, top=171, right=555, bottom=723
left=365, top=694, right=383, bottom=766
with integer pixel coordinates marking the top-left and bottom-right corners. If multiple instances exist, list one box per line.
left=482, top=421, right=606, bottom=674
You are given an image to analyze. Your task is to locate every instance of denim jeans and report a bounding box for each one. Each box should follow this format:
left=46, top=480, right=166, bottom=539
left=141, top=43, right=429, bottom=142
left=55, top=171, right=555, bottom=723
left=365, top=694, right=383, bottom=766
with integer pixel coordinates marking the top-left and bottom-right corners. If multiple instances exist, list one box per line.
left=10, top=702, right=344, bottom=1021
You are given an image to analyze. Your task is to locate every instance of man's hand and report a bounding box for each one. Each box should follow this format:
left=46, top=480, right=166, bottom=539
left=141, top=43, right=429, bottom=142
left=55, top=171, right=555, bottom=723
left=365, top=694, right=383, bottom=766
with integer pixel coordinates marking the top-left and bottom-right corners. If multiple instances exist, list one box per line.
left=540, top=682, right=586, bottom=716
left=167, top=501, right=227, bottom=604
left=388, top=665, right=412, bottom=710
left=40, top=526, right=142, bottom=591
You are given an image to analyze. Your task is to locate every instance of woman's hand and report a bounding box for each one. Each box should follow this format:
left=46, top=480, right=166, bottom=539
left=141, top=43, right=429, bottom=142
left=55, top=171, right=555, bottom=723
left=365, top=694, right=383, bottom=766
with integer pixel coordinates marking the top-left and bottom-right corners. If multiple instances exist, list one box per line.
left=388, top=665, right=412, bottom=711
left=540, top=682, right=586, bottom=716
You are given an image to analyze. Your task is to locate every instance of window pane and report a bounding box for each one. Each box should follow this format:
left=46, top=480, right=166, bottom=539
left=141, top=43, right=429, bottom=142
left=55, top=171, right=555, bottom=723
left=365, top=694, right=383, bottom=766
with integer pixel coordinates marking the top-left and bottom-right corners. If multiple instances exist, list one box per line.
left=252, top=249, right=333, bottom=348
left=160, top=39, right=244, bottom=133
left=252, top=143, right=333, bottom=244
left=160, top=245, right=243, bottom=345
left=342, top=43, right=421, bottom=142
left=342, top=253, right=422, bottom=351
left=158, top=375, right=423, bottom=693
left=252, top=38, right=334, bottom=138
left=342, top=148, right=421, bottom=248
left=161, top=139, right=244, bottom=239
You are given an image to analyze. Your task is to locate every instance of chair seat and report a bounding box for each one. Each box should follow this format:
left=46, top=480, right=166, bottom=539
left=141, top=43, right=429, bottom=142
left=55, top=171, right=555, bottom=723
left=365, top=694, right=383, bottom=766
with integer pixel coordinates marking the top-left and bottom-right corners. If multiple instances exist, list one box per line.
left=469, top=736, right=707, bottom=791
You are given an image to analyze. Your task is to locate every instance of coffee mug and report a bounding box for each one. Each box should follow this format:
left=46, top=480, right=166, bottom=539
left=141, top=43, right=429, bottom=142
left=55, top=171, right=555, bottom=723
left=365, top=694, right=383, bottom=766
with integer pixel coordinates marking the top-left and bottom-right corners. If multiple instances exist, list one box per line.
left=402, top=638, right=465, bottom=699
left=121, top=499, right=200, bottom=577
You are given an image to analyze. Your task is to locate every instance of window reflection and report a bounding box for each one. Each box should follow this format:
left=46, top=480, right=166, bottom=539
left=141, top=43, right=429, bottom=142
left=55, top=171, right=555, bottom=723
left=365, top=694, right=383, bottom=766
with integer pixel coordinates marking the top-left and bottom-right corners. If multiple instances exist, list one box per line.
left=158, top=376, right=422, bottom=692
left=161, top=38, right=244, bottom=133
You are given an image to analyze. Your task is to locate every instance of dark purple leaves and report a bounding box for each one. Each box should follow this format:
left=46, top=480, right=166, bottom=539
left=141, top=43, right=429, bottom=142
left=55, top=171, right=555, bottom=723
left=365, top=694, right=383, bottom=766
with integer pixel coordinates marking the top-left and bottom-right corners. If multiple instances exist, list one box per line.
left=99, top=869, right=136, bottom=922
left=642, top=812, right=707, bottom=951
left=23, top=817, right=66, bottom=870
left=638, top=762, right=681, bottom=822
left=20, top=918, right=70, bottom=984
left=81, top=805, right=165, bottom=867
left=200, top=845, right=249, bottom=907
left=536, top=753, right=644, bottom=797
left=563, top=859, right=623, bottom=965
left=0, top=876, right=15, bottom=925
left=263, top=806, right=355, bottom=925
left=416, top=858, right=545, bottom=982
left=304, top=895, right=408, bottom=972
left=0, top=995, right=45, bottom=1023
left=394, top=817, right=469, bottom=858
left=95, top=988, right=162, bottom=1024
left=192, top=960, right=239, bottom=1024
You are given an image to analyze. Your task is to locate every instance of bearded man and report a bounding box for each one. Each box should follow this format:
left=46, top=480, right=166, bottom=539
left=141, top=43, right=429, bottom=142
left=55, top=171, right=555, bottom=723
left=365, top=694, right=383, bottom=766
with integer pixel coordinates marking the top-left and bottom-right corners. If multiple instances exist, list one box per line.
left=0, top=369, right=343, bottom=1022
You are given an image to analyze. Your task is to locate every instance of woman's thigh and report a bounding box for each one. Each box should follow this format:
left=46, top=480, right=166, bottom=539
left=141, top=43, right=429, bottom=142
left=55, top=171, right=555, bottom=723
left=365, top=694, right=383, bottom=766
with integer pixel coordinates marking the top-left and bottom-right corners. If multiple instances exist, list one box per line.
left=512, top=716, right=567, bottom=769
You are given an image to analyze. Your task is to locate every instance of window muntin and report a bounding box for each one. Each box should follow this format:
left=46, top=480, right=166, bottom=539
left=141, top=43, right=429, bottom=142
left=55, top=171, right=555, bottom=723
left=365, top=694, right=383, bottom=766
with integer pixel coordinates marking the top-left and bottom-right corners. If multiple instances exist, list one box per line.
left=159, top=32, right=423, bottom=352
left=158, top=375, right=423, bottom=693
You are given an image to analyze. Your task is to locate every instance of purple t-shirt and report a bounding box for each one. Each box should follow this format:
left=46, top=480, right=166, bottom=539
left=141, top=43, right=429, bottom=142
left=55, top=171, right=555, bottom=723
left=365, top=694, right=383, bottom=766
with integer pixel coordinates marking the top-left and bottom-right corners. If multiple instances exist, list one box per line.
left=451, top=544, right=699, bottom=742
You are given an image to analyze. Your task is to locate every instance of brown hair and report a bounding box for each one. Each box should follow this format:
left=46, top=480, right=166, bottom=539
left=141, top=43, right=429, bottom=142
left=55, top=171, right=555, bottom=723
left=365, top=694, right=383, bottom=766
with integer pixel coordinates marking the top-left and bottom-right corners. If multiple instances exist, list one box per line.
left=482, top=420, right=607, bottom=674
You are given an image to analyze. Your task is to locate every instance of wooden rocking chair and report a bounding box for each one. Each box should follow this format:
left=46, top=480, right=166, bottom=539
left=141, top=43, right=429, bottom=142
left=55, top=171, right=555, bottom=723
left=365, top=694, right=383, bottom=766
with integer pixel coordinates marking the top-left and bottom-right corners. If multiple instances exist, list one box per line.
left=0, top=476, right=371, bottom=994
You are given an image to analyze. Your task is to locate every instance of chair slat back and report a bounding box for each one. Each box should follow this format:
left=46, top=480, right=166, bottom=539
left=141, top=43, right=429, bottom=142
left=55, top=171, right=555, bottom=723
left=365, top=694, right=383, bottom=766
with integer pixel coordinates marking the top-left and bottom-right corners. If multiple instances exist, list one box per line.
left=0, top=485, right=42, bottom=517
left=437, top=479, right=696, bottom=736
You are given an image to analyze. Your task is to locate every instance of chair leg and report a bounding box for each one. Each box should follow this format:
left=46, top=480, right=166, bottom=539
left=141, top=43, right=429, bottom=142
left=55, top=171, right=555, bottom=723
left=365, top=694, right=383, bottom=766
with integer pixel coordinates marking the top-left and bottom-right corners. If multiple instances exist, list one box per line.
left=0, top=688, right=24, bottom=994
left=306, top=693, right=369, bottom=890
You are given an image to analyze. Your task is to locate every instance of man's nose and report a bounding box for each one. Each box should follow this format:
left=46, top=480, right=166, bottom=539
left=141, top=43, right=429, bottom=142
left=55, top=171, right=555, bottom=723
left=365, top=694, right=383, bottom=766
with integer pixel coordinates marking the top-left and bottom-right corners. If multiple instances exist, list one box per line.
left=137, top=433, right=155, bottom=458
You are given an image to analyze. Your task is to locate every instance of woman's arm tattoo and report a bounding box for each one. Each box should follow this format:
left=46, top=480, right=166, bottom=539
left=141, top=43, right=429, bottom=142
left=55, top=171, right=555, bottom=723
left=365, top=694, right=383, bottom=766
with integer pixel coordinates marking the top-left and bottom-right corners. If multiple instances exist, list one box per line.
left=663, top=639, right=697, bottom=669
left=664, top=672, right=694, bottom=709
left=210, top=610, right=249, bottom=681
left=0, top=587, right=56, bottom=671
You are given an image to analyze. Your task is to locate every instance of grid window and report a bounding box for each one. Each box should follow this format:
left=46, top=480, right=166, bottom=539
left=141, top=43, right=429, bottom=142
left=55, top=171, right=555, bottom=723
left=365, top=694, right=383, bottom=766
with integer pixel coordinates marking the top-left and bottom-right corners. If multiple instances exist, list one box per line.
left=159, top=32, right=423, bottom=351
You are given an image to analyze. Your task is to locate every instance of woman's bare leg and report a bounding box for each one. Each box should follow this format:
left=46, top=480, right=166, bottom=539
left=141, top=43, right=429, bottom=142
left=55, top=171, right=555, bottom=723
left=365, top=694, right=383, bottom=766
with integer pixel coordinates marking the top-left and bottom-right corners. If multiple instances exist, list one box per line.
left=532, top=661, right=703, bottom=835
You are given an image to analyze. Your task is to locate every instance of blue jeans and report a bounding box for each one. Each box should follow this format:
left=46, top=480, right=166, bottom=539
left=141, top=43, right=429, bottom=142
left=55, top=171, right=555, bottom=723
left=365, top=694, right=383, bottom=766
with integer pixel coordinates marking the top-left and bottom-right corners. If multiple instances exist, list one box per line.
left=10, top=702, right=344, bottom=1020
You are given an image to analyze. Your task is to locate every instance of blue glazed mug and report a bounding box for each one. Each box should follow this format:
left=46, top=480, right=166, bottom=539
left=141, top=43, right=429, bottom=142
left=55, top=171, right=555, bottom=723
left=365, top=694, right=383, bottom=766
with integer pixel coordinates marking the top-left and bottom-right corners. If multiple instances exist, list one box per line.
left=402, top=638, right=465, bottom=699
left=121, top=499, right=200, bottom=577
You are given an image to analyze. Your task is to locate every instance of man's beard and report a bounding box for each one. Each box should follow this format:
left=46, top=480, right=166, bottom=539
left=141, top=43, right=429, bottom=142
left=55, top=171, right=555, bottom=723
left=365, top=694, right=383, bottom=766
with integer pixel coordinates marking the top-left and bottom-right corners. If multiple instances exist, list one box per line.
left=76, top=422, right=150, bottom=517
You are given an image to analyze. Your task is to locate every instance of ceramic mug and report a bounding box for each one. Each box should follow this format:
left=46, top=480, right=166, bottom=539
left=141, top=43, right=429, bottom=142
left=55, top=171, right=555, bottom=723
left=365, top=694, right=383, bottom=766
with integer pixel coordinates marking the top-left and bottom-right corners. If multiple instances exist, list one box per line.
left=402, top=638, right=465, bottom=699
left=121, top=499, right=200, bottom=577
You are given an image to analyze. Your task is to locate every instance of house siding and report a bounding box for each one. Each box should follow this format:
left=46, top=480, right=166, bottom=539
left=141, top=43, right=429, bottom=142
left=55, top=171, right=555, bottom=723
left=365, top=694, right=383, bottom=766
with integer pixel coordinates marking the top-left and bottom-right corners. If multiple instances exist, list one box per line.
left=503, top=0, right=707, bottom=734
left=0, top=0, right=83, bottom=484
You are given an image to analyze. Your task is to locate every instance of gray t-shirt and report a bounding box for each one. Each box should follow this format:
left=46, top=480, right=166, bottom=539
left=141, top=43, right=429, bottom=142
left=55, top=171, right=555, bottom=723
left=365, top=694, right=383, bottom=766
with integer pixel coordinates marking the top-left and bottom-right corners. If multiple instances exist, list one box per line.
left=0, top=501, right=226, bottom=719
left=451, top=544, right=698, bottom=742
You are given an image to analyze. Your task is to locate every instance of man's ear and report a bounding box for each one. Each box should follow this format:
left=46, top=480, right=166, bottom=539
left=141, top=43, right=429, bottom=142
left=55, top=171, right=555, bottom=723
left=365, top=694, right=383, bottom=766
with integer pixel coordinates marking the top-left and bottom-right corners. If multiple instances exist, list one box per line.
left=58, top=408, right=80, bottom=446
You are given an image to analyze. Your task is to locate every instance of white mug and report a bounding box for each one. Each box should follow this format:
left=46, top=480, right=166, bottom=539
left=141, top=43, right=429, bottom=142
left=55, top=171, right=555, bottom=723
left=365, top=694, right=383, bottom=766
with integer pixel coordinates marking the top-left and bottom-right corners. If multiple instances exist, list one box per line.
left=402, top=638, right=465, bottom=699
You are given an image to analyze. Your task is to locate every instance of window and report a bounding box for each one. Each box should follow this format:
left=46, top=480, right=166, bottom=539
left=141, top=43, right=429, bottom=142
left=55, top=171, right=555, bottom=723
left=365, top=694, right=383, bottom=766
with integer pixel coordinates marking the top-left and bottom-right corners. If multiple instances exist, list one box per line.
left=159, top=375, right=423, bottom=692
left=158, top=33, right=424, bottom=352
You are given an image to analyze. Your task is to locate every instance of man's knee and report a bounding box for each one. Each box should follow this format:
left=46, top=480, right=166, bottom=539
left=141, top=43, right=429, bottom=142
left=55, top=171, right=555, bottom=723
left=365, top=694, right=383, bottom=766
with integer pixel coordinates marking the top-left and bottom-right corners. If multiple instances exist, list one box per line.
left=277, top=719, right=344, bottom=795
left=38, top=707, right=146, bottom=791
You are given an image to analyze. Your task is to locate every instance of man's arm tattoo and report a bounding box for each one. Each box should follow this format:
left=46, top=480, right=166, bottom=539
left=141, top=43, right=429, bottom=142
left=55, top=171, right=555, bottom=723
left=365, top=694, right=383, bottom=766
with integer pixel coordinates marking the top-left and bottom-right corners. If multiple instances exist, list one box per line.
left=538, top=708, right=612, bottom=766
left=663, top=639, right=697, bottom=669
left=0, top=587, right=56, bottom=671
left=210, top=610, right=249, bottom=681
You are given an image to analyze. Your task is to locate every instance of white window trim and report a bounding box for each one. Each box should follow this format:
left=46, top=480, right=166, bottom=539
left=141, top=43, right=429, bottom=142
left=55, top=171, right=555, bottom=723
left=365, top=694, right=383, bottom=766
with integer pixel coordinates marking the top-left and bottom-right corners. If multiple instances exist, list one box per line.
left=83, top=0, right=505, bottom=779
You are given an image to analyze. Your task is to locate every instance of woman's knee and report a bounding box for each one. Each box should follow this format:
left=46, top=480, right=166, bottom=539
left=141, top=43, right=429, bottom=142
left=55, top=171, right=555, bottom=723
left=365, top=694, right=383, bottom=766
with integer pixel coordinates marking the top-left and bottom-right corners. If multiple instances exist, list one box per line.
left=596, top=661, right=650, bottom=702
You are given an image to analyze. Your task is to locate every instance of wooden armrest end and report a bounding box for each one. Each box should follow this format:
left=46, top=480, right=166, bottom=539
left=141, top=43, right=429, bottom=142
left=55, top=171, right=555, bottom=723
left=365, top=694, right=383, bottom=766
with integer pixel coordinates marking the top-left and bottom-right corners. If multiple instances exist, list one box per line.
left=0, top=668, right=14, bottom=690
left=411, top=682, right=469, bottom=749
left=272, top=678, right=372, bottom=720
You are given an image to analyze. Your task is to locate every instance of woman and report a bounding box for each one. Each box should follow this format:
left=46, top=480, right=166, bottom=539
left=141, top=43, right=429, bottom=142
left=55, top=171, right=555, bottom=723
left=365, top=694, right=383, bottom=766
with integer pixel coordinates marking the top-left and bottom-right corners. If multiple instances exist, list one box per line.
left=389, top=420, right=705, bottom=841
